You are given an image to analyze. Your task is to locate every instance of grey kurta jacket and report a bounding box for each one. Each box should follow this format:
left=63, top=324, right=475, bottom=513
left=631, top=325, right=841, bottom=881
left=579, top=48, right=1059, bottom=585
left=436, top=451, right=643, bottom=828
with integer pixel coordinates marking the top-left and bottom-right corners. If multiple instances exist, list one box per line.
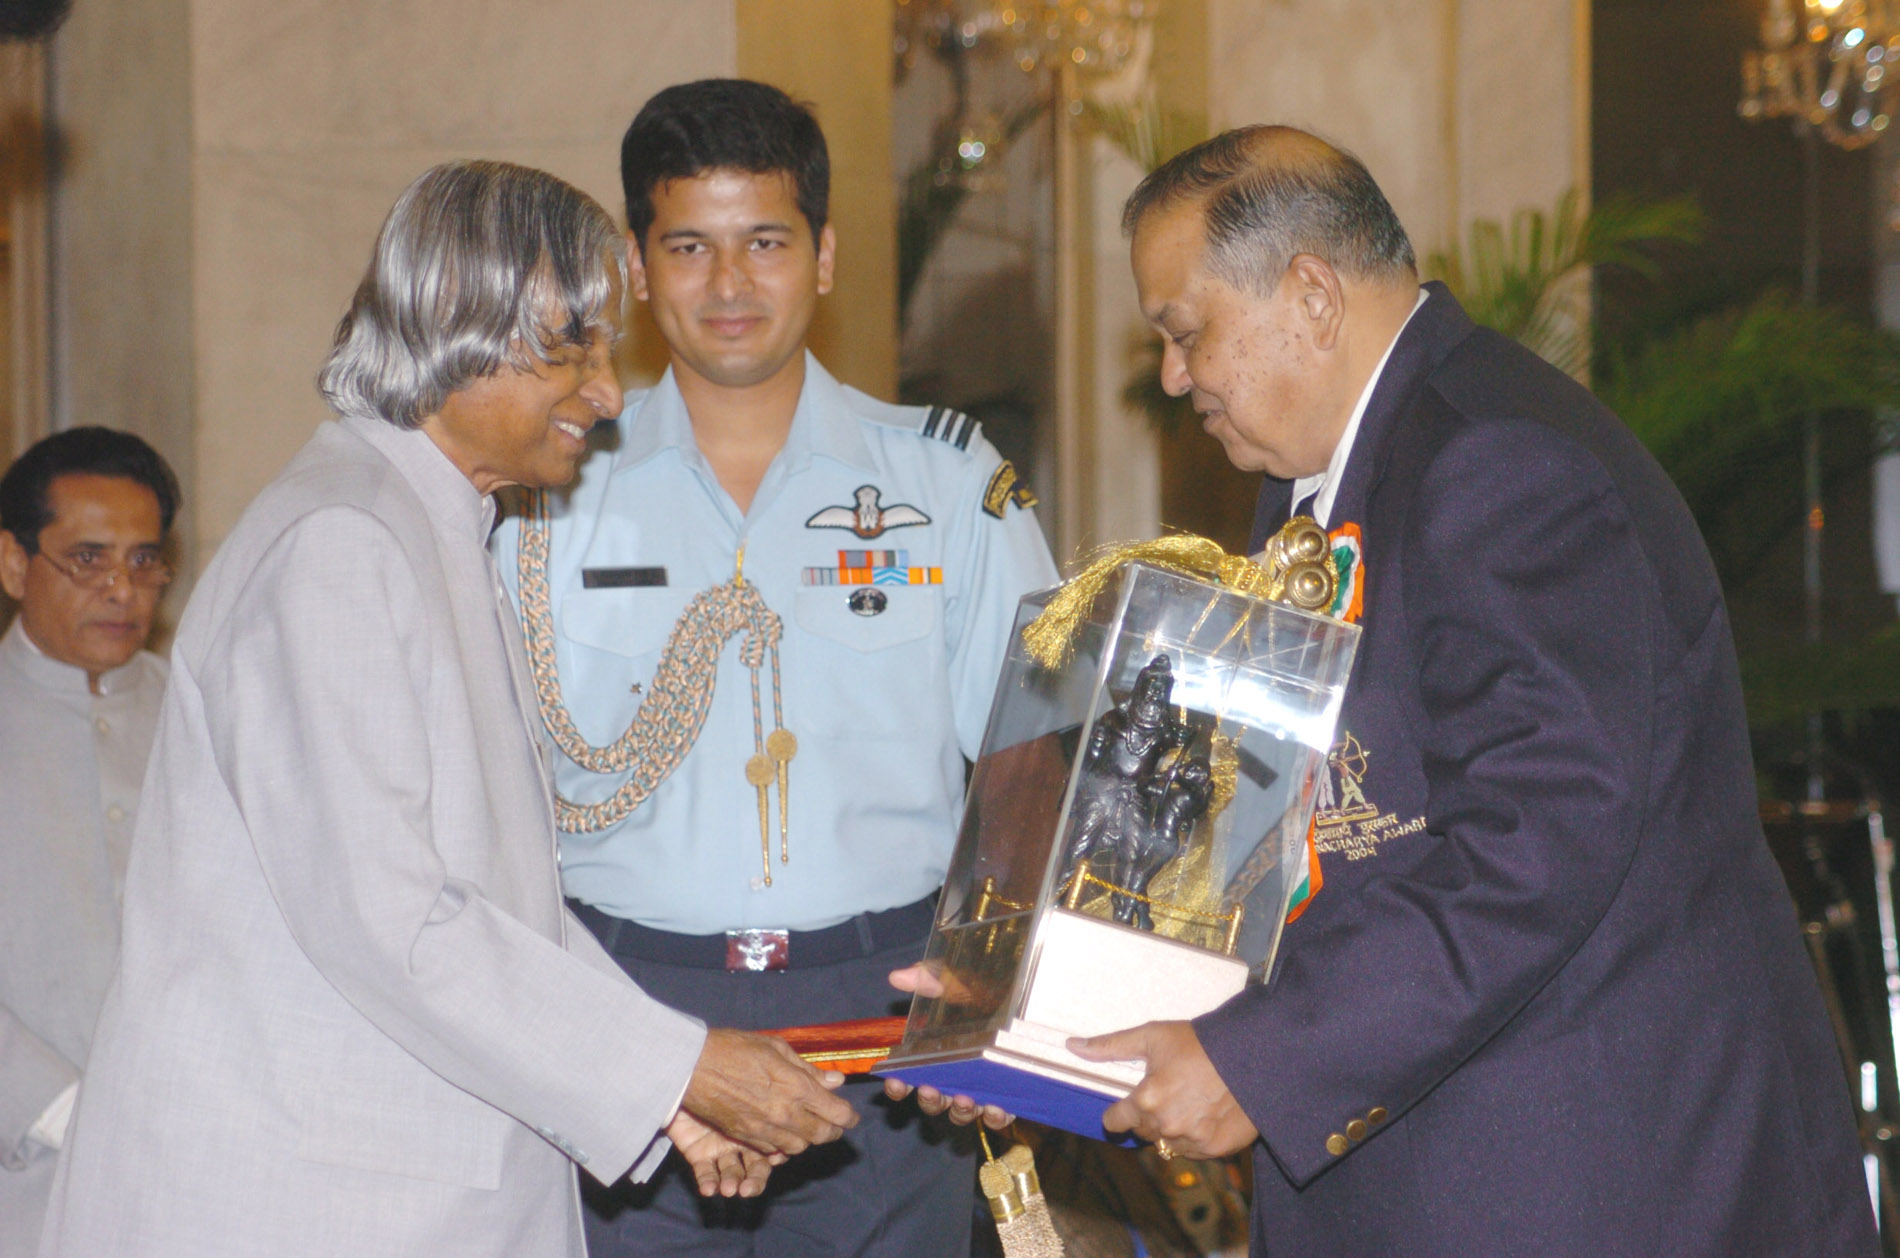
left=37, top=415, right=706, bottom=1258
left=0, top=623, right=165, bottom=1257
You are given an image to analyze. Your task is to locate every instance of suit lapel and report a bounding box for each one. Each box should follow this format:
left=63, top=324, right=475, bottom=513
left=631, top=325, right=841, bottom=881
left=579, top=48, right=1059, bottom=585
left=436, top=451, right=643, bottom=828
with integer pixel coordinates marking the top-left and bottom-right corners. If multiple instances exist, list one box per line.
left=1324, top=282, right=1475, bottom=532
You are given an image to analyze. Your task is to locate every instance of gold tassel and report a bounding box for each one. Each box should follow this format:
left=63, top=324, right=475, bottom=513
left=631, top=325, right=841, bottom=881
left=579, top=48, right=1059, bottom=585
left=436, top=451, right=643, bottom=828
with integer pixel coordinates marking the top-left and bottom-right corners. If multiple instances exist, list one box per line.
left=1021, top=523, right=1337, bottom=672
left=979, top=1133, right=1065, bottom=1258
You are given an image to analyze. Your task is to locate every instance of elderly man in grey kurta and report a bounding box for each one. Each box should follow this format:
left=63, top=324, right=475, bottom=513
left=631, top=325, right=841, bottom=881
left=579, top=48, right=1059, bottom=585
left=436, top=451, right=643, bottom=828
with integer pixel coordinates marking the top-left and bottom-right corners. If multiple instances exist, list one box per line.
left=0, top=428, right=178, bottom=1257
left=36, top=161, right=856, bottom=1258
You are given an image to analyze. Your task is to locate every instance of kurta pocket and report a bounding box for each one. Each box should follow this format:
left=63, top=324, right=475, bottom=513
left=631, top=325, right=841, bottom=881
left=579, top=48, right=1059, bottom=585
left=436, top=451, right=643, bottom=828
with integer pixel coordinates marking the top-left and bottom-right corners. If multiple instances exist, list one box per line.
left=293, top=1083, right=508, bottom=1190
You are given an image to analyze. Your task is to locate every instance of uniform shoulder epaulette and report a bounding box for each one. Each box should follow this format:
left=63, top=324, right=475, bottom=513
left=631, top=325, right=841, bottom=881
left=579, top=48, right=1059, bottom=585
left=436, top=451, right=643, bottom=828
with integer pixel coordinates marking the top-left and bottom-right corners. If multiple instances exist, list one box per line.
left=918, top=405, right=981, bottom=453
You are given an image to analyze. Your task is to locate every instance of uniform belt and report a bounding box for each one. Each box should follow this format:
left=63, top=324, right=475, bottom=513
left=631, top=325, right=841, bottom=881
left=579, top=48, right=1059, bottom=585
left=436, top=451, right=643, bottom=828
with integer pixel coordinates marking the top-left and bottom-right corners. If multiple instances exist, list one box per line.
left=568, top=895, right=937, bottom=971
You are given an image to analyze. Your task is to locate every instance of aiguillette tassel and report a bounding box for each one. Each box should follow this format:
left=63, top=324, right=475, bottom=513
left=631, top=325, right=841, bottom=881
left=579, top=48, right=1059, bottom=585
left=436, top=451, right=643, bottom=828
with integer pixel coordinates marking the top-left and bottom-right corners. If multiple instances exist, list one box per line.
left=979, top=1139, right=1064, bottom=1258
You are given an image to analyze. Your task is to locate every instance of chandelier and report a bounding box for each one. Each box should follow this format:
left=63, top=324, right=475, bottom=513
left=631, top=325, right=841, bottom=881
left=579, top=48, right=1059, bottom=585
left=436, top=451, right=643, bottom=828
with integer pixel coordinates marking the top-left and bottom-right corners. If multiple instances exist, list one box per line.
left=893, top=0, right=1004, bottom=74
left=991, top=2, right=1152, bottom=76
left=895, top=1, right=1153, bottom=79
left=1740, top=0, right=1900, bottom=149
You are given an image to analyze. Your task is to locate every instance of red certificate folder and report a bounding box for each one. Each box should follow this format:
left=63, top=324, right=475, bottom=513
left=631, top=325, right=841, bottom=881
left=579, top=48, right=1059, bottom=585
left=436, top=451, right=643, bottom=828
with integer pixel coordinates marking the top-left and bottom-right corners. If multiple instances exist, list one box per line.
left=766, top=1016, right=908, bottom=1075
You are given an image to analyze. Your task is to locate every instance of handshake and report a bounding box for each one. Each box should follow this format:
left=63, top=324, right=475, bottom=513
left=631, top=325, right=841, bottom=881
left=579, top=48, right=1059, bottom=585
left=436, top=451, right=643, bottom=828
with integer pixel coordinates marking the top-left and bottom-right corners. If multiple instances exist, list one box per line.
left=662, top=965, right=1014, bottom=1198
left=662, top=1026, right=856, bottom=1199
left=664, top=962, right=1252, bottom=1198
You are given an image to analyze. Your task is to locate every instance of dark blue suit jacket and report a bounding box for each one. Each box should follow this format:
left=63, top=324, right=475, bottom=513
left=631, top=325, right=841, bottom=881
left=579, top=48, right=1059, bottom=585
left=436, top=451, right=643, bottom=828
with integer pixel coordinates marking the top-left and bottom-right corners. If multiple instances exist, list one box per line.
left=1194, top=285, right=1877, bottom=1256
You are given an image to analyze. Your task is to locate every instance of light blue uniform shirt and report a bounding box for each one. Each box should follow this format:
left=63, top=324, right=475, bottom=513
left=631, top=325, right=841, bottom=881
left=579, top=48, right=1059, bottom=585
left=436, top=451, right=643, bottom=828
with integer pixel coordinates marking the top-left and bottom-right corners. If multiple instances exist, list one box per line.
left=494, top=355, right=1058, bottom=933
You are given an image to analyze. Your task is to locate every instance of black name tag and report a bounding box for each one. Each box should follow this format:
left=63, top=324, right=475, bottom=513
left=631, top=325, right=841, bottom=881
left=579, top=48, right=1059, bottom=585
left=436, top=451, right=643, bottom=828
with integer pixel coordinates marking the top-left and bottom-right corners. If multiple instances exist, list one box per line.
left=582, top=566, right=668, bottom=589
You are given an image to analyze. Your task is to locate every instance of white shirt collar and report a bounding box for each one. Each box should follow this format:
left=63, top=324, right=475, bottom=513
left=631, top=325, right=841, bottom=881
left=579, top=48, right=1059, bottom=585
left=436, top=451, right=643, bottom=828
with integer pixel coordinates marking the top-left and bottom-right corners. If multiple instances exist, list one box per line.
left=614, top=352, right=874, bottom=475
left=1292, top=287, right=1428, bottom=527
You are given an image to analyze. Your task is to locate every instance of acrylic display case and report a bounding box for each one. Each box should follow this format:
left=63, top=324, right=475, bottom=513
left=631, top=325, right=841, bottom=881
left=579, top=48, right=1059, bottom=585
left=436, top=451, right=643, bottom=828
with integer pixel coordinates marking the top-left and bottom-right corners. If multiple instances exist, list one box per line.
left=878, top=561, right=1360, bottom=1140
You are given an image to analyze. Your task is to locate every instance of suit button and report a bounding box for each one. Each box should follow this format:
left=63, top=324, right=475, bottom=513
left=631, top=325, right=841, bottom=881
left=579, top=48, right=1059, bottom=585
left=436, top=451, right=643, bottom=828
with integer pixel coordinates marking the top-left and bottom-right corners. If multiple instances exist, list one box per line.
left=1368, top=1107, right=1388, bottom=1125
left=1346, top=1119, right=1368, bottom=1142
left=1325, top=1133, right=1349, bottom=1156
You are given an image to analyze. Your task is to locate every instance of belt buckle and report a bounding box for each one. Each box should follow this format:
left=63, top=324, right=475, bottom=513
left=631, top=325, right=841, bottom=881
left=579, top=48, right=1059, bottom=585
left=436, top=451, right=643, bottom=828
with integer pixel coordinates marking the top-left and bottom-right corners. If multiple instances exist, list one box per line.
left=726, top=928, right=790, bottom=972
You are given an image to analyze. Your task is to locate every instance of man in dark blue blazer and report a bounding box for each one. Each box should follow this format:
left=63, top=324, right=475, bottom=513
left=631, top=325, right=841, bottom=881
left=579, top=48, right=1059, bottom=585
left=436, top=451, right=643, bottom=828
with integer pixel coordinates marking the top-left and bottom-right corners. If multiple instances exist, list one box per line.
left=1071, top=125, right=1879, bottom=1256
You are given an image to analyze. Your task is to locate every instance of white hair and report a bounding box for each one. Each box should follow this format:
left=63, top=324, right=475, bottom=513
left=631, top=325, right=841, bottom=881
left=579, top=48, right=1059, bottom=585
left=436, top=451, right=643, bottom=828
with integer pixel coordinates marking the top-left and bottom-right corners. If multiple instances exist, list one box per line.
left=318, top=160, right=625, bottom=428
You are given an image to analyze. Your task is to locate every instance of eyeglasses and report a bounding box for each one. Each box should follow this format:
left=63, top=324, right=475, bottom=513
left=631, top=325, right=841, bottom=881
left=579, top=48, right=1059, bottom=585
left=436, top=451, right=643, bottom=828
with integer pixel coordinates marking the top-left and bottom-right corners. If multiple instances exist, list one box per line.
left=33, top=548, right=174, bottom=591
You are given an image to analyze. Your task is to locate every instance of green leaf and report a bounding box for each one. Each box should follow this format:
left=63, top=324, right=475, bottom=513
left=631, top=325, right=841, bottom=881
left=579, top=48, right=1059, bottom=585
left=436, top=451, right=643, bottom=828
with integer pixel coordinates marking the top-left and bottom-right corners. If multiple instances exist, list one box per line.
left=1599, top=292, right=1900, bottom=590
left=1426, top=189, right=1703, bottom=376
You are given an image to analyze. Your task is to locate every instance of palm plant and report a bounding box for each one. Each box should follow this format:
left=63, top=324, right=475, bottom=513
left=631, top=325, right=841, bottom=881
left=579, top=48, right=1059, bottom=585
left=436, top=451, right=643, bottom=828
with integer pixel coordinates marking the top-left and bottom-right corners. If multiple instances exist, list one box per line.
left=1435, top=192, right=1900, bottom=727
left=1599, top=293, right=1900, bottom=591
left=1422, top=189, right=1702, bottom=378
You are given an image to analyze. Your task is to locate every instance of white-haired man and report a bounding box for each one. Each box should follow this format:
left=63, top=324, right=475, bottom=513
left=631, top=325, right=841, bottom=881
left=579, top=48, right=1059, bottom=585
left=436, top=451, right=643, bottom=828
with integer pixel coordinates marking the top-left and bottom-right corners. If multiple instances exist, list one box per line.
left=37, top=160, right=854, bottom=1258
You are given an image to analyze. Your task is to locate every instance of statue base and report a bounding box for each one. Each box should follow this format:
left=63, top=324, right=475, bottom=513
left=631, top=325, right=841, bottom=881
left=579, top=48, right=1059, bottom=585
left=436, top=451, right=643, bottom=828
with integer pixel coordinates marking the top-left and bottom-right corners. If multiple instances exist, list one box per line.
left=879, top=908, right=1247, bottom=1141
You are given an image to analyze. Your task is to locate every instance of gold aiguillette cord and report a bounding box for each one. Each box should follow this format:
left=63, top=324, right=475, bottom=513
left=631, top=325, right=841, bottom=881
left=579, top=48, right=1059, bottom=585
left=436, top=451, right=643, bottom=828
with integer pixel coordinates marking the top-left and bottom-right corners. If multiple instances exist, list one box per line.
left=735, top=544, right=797, bottom=885
left=745, top=751, right=774, bottom=886
left=768, top=727, right=797, bottom=863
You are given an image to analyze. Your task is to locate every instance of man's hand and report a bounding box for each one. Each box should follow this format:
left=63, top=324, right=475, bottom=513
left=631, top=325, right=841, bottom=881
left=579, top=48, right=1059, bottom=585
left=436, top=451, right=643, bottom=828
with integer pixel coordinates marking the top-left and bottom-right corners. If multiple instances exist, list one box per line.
left=879, top=965, right=1014, bottom=1129
left=665, top=1110, right=779, bottom=1198
left=1069, top=1021, right=1258, bottom=1160
left=681, top=1028, right=858, bottom=1158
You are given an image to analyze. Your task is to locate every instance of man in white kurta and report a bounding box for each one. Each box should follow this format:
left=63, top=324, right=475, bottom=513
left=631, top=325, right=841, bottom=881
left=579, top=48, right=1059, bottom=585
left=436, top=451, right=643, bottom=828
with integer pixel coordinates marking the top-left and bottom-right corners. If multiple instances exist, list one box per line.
left=37, top=161, right=853, bottom=1258
left=0, top=428, right=178, bottom=1258
left=0, top=621, right=165, bottom=1255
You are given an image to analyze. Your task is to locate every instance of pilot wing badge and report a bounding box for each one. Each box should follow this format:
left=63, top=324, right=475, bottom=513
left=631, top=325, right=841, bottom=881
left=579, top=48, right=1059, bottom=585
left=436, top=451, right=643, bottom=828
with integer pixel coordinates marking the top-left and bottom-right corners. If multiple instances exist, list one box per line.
left=806, top=485, right=932, bottom=540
